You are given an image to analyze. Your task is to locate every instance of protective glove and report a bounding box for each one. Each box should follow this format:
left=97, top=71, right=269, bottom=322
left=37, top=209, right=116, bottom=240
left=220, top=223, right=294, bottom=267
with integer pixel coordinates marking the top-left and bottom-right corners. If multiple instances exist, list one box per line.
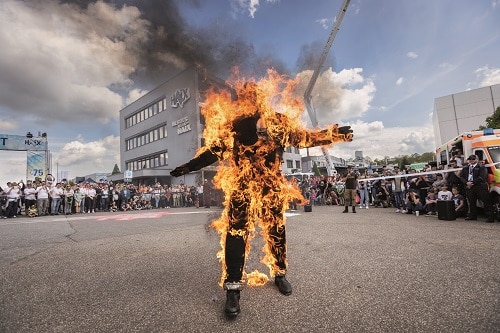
left=338, top=126, right=353, bottom=141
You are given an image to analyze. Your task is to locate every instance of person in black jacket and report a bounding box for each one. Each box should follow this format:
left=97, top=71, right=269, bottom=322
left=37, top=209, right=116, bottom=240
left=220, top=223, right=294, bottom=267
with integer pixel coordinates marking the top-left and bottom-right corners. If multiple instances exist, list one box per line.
left=171, top=81, right=353, bottom=317
left=459, top=154, right=494, bottom=222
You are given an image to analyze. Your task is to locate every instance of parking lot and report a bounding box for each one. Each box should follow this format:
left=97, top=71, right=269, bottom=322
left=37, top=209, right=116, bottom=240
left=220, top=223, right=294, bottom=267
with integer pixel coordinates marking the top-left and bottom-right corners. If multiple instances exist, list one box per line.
left=1, top=206, right=499, bottom=332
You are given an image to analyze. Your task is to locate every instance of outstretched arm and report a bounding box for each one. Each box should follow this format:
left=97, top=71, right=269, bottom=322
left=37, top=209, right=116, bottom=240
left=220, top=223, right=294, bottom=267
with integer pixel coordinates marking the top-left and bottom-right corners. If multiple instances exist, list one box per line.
left=268, top=113, right=352, bottom=148
left=170, top=146, right=220, bottom=177
left=287, top=124, right=353, bottom=148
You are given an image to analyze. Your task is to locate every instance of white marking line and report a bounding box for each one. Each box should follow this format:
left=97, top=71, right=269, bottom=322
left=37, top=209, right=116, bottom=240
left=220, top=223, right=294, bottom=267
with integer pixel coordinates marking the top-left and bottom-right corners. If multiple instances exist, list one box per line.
left=285, top=212, right=301, bottom=217
left=0, top=210, right=219, bottom=226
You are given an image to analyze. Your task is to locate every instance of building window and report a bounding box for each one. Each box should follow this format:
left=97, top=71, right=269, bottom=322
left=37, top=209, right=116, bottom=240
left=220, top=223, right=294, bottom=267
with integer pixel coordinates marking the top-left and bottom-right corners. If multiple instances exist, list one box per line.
left=126, top=150, right=169, bottom=171
left=125, top=123, right=168, bottom=151
left=295, top=160, right=301, bottom=169
left=125, top=96, right=166, bottom=129
left=286, top=160, right=293, bottom=168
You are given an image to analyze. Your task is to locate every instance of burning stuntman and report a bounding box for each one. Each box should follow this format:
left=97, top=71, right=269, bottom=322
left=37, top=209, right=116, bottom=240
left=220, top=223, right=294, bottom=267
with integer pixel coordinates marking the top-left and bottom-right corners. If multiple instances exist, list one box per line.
left=171, top=78, right=353, bottom=317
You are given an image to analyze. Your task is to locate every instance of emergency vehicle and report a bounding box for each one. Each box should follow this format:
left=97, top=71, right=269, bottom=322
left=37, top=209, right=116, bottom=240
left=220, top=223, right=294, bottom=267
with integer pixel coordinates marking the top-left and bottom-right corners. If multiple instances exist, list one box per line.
left=436, top=128, right=500, bottom=220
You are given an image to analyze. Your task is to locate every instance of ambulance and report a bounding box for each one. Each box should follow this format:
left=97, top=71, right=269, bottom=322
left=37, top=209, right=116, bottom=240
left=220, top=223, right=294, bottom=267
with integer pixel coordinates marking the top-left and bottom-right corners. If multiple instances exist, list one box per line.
left=435, top=128, right=500, bottom=220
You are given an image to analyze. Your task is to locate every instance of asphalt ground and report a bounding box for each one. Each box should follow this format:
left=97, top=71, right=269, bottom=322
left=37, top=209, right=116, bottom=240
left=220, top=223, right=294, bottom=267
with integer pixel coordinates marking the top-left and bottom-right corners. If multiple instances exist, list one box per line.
left=0, top=205, right=499, bottom=333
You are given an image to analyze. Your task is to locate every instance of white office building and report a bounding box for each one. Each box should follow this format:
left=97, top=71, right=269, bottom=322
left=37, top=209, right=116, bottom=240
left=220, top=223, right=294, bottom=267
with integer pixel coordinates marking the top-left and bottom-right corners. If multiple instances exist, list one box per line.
left=432, top=83, right=500, bottom=148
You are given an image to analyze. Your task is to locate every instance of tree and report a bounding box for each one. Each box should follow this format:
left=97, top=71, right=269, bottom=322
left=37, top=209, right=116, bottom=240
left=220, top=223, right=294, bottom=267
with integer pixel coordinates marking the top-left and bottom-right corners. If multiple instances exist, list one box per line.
left=479, top=106, right=500, bottom=130
left=111, top=164, right=120, bottom=175
left=312, top=162, right=321, bottom=176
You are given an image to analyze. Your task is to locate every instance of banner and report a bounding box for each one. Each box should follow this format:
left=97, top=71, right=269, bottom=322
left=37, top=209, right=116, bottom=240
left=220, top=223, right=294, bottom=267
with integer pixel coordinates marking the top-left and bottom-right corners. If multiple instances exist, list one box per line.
left=0, top=134, right=47, bottom=151
left=26, top=150, right=47, bottom=181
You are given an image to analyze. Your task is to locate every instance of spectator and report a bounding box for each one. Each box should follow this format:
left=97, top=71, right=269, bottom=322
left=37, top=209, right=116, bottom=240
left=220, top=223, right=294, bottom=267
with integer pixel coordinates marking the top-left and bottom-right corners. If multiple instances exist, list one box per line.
left=374, top=180, right=390, bottom=208
left=0, top=186, right=7, bottom=219
left=432, top=173, right=446, bottom=190
left=49, top=183, right=63, bottom=215
left=445, top=160, right=464, bottom=195
left=451, top=186, right=467, bottom=217
left=74, top=188, right=83, bottom=213
left=459, top=154, right=494, bottom=222
left=5, top=182, right=21, bottom=218
left=24, top=182, right=37, bottom=216
left=35, top=181, right=50, bottom=216
left=358, top=174, right=370, bottom=209
left=391, top=167, right=406, bottom=213
left=424, top=189, right=437, bottom=216
left=437, top=184, right=452, bottom=201
left=63, top=184, right=74, bottom=215
left=404, top=191, right=424, bottom=215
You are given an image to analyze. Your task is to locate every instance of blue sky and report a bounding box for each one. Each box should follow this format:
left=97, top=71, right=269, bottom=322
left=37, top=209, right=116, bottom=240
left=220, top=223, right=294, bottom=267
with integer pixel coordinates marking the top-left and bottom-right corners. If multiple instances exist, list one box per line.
left=0, top=0, right=499, bottom=186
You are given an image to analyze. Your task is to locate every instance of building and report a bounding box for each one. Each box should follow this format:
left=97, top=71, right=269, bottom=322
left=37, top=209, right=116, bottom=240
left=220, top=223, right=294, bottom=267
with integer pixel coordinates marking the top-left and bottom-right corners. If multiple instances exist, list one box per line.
left=301, top=154, right=348, bottom=175
left=113, top=67, right=302, bottom=186
left=432, top=83, right=500, bottom=148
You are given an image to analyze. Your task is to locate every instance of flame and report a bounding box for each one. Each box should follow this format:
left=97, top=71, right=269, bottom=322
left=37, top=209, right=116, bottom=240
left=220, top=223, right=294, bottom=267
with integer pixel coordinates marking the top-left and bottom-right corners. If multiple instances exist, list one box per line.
left=199, top=68, right=350, bottom=287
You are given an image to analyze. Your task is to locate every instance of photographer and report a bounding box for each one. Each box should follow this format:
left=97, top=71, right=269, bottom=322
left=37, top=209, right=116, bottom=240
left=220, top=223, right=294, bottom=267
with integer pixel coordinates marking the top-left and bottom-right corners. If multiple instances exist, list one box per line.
left=404, top=190, right=424, bottom=215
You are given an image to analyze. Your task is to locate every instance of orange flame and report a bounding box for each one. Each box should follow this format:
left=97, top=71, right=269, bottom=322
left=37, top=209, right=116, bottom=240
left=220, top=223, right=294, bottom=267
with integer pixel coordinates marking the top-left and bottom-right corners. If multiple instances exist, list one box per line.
left=199, top=68, right=351, bottom=287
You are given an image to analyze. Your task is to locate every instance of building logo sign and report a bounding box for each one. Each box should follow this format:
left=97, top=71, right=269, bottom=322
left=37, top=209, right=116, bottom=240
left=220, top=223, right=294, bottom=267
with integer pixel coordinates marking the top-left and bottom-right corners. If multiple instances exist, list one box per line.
left=172, top=116, right=192, bottom=135
left=170, top=88, right=190, bottom=108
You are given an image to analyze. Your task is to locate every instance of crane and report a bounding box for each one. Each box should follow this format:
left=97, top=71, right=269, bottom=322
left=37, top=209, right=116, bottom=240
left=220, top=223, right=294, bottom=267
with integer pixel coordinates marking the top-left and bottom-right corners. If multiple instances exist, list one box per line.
left=303, top=0, right=350, bottom=176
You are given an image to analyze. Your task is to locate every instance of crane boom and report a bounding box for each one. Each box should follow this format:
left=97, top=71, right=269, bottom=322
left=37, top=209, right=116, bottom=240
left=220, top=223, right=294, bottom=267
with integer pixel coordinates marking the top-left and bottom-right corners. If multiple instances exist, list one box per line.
left=303, top=0, right=350, bottom=176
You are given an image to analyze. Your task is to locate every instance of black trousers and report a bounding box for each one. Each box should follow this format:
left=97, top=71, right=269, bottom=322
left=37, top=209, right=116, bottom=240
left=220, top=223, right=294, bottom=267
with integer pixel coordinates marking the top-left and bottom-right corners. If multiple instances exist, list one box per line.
left=225, top=191, right=287, bottom=283
left=466, top=184, right=492, bottom=219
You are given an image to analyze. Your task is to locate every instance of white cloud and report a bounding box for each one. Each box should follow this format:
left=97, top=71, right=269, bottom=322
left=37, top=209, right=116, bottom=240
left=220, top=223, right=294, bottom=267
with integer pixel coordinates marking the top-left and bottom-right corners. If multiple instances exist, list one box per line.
left=306, top=121, right=435, bottom=161
left=125, top=88, right=149, bottom=106
left=0, top=118, right=18, bottom=132
left=396, top=77, right=404, bottom=86
left=0, top=0, right=149, bottom=125
left=316, top=18, right=331, bottom=29
left=475, top=66, right=500, bottom=87
left=55, top=135, right=120, bottom=178
left=231, top=0, right=279, bottom=18
left=493, top=0, right=500, bottom=8
left=407, top=51, right=418, bottom=59
left=295, top=67, right=376, bottom=125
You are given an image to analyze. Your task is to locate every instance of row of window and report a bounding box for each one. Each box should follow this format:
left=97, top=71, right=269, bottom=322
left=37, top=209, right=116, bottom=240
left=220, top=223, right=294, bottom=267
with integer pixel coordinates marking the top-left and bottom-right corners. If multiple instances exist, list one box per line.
left=286, top=160, right=301, bottom=169
left=285, top=147, right=301, bottom=154
left=125, top=97, right=168, bottom=129
left=126, top=151, right=169, bottom=171
left=126, top=125, right=168, bottom=151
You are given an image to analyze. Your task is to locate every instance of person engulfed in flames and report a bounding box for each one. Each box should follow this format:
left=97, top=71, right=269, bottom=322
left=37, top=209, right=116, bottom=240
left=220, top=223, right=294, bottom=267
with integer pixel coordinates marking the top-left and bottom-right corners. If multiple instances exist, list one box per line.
left=171, top=73, right=353, bottom=317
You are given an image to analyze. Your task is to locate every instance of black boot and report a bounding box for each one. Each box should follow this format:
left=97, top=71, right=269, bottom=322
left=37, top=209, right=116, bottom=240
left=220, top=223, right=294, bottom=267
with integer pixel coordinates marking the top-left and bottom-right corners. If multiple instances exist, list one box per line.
left=343, top=206, right=348, bottom=213
left=352, top=206, right=356, bottom=213
left=224, top=290, right=241, bottom=317
left=275, top=275, right=293, bottom=296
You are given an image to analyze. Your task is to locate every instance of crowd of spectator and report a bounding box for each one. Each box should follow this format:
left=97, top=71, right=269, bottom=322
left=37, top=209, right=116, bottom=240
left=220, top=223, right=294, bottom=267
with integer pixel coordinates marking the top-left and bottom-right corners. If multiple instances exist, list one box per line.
left=293, top=162, right=469, bottom=217
left=0, top=160, right=478, bottom=219
left=0, top=175, right=223, bottom=219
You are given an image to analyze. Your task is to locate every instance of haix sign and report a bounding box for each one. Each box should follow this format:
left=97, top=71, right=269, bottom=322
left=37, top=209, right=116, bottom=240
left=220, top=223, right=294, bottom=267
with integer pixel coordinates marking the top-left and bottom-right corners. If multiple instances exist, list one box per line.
left=172, top=116, right=192, bottom=135
left=0, top=134, right=47, bottom=151
left=170, top=88, right=190, bottom=108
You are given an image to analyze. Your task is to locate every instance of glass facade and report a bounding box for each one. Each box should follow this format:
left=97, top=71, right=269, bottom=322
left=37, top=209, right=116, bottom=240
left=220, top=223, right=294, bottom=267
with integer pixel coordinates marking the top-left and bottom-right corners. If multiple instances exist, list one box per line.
left=126, top=151, right=169, bottom=171
left=125, top=124, right=168, bottom=151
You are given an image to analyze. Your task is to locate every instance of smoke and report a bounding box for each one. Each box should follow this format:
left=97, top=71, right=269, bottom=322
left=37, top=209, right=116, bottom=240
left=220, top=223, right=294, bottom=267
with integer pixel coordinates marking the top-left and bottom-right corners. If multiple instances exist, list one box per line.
left=295, top=41, right=336, bottom=74
left=60, top=0, right=289, bottom=87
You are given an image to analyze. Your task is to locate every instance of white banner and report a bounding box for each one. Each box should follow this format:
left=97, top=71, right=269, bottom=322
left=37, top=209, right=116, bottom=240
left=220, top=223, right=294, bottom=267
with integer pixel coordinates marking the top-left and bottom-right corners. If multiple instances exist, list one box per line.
left=26, top=150, right=46, bottom=181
